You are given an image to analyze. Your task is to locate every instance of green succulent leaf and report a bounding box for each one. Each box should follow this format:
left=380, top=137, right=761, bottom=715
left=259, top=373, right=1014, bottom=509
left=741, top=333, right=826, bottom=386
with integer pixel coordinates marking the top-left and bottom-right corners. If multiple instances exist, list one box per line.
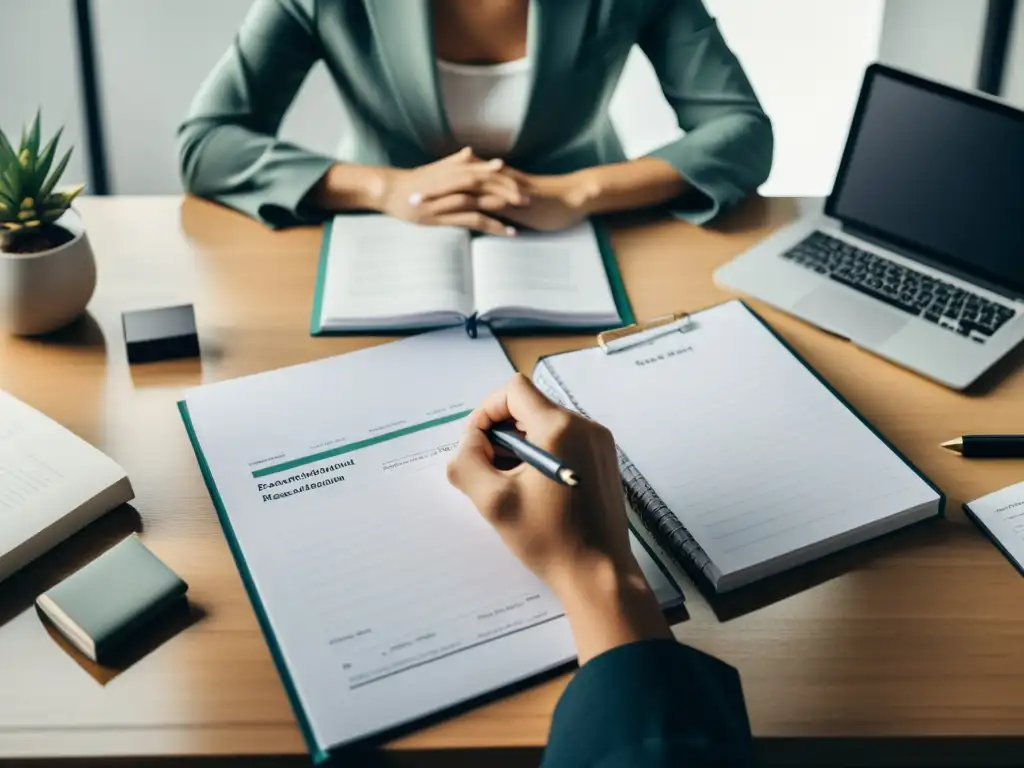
left=2, top=165, right=20, bottom=204
left=0, top=127, right=16, bottom=171
left=25, top=111, right=42, bottom=172
left=33, top=127, right=63, bottom=193
left=39, top=148, right=73, bottom=200
left=44, top=184, right=84, bottom=211
left=62, top=183, right=86, bottom=204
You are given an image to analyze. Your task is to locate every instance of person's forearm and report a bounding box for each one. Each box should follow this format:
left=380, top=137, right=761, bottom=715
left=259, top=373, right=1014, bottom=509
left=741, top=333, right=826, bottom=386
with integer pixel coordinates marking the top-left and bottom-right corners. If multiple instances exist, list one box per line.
left=553, top=556, right=673, bottom=666
left=569, top=157, right=688, bottom=217
left=308, top=163, right=392, bottom=212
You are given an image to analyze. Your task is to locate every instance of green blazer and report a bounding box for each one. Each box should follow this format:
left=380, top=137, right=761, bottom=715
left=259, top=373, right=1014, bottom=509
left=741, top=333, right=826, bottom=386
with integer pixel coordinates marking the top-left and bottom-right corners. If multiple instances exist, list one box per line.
left=542, top=640, right=754, bottom=767
left=178, top=0, right=773, bottom=229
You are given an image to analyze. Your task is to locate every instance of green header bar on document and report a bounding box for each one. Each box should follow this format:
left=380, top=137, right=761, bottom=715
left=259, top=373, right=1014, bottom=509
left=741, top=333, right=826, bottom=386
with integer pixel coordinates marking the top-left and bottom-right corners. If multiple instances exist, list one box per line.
left=251, top=409, right=472, bottom=478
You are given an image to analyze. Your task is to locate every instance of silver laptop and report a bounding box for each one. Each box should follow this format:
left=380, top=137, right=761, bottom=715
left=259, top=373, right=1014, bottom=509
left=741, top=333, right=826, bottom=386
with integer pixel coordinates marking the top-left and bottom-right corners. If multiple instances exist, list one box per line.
left=715, top=64, right=1024, bottom=390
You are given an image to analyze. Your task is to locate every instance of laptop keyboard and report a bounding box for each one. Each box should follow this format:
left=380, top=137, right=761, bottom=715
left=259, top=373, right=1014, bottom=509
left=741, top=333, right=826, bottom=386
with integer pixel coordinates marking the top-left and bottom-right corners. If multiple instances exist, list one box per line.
left=781, top=232, right=1016, bottom=344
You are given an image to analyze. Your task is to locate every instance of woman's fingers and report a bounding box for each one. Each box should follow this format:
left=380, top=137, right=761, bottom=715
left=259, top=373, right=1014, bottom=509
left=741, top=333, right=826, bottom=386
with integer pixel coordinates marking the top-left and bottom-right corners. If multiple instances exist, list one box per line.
left=435, top=211, right=517, bottom=237
left=435, top=146, right=476, bottom=165
left=423, top=193, right=479, bottom=216
left=423, top=184, right=524, bottom=217
left=416, top=164, right=524, bottom=204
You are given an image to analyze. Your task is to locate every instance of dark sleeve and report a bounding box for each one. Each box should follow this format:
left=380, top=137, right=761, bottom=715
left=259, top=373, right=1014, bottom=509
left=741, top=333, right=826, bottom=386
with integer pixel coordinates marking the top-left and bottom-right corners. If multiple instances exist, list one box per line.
left=177, top=0, right=337, bottom=229
left=638, top=0, right=774, bottom=225
left=542, top=639, right=754, bottom=768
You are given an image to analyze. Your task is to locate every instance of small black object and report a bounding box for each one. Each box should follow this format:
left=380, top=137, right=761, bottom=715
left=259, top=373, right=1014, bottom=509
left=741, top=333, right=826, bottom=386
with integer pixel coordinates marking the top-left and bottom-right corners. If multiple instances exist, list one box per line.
left=464, top=312, right=479, bottom=339
left=122, top=304, right=200, bottom=364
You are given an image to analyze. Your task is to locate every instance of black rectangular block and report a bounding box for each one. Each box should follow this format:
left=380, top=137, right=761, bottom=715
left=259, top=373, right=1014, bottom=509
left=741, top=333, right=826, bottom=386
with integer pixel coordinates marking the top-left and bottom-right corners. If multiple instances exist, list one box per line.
left=122, top=304, right=200, bottom=364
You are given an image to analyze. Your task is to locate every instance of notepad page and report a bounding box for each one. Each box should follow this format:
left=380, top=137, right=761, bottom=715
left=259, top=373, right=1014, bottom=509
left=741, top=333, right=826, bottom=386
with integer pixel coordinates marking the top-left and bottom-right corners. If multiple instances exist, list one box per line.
left=539, top=301, right=940, bottom=590
left=472, top=222, right=619, bottom=326
left=965, top=482, right=1024, bottom=573
left=183, top=328, right=575, bottom=752
left=321, top=215, right=474, bottom=329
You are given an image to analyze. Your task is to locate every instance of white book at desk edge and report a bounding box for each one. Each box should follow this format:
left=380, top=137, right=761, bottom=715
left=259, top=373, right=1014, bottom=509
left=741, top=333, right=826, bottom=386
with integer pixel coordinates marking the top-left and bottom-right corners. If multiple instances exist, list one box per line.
left=311, top=216, right=630, bottom=334
left=0, top=391, right=134, bottom=583
left=532, top=300, right=945, bottom=593
left=964, top=482, right=1024, bottom=576
left=178, top=326, right=679, bottom=762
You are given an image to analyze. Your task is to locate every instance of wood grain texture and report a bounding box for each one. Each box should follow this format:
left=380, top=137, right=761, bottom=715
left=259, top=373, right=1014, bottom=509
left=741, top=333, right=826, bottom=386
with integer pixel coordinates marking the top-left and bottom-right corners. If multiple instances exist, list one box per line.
left=1, top=196, right=1023, bottom=762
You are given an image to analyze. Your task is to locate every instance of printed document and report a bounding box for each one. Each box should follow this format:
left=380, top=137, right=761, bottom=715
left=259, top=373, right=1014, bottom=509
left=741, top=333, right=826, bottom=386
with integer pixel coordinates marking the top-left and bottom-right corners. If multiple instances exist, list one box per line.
left=183, top=329, right=598, bottom=753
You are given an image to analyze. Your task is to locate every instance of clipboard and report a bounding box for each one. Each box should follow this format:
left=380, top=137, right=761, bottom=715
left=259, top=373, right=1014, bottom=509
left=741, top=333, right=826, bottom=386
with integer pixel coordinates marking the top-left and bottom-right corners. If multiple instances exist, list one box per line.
left=596, top=310, right=698, bottom=354
left=534, top=299, right=946, bottom=594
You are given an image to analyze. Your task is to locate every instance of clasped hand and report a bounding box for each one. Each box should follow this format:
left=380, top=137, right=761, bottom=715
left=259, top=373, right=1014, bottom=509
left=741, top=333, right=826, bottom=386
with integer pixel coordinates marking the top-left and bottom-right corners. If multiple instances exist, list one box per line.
left=380, top=147, right=589, bottom=236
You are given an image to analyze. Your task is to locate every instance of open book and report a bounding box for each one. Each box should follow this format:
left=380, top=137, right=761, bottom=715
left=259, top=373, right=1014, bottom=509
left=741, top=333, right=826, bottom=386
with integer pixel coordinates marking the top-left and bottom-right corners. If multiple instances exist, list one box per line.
left=311, top=216, right=632, bottom=335
left=0, top=391, right=134, bottom=583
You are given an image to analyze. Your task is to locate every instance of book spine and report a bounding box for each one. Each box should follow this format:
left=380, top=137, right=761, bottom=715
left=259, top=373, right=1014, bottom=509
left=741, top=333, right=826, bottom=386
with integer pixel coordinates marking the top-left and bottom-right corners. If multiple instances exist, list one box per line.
left=535, top=360, right=713, bottom=579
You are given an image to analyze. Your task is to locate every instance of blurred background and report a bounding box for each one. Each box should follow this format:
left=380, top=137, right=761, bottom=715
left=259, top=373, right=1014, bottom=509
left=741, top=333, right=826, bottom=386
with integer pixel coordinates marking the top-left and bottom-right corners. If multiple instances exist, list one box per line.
left=4, top=0, right=1022, bottom=199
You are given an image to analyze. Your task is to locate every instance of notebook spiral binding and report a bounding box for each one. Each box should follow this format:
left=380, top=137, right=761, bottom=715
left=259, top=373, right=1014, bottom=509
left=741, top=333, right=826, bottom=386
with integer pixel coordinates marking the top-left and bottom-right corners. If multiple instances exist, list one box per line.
left=536, top=359, right=714, bottom=579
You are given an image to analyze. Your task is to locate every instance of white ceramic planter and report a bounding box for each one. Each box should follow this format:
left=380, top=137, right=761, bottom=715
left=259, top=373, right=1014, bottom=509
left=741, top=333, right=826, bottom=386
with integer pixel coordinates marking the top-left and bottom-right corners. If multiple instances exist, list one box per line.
left=0, top=208, right=96, bottom=335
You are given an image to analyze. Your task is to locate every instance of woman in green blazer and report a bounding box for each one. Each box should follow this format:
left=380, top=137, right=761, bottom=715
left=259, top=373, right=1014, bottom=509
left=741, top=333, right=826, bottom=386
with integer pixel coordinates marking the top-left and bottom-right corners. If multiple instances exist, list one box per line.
left=448, top=374, right=754, bottom=767
left=179, top=0, right=772, bottom=234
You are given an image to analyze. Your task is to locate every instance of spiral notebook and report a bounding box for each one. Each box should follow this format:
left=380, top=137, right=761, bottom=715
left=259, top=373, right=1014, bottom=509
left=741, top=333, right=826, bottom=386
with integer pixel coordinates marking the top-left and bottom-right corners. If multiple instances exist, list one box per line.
left=532, top=300, right=945, bottom=593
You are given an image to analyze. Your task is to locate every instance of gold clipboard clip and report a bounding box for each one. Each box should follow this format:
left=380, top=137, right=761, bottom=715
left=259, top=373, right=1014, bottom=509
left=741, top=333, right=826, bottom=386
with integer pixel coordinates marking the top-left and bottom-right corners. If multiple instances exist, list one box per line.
left=597, top=311, right=696, bottom=354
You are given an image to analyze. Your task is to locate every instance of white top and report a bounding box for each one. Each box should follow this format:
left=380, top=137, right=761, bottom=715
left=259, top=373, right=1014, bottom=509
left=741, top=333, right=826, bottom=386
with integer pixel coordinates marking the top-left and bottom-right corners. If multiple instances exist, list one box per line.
left=436, top=57, right=533, bottom=158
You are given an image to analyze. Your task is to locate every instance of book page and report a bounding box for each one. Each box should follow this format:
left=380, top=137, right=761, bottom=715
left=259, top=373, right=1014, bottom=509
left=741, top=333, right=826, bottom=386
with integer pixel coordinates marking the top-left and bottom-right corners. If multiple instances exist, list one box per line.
left=321, top=215, right=474, bottom=330
left=0, top=392, right=130, bottom=579
left=471, top=223, right=620, bottom=327
left=182, top=329, right=576, bottom=752
left=539, top=302, right=940, bottom=589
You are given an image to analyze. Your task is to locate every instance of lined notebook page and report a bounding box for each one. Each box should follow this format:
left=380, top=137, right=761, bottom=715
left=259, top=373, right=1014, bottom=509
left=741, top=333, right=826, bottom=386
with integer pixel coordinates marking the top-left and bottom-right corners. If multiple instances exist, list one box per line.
left=539, top=301, right=940, bottom=589
left=322, top=216, right=473, bottom=327
left=472, top=223, right=619, bottom=324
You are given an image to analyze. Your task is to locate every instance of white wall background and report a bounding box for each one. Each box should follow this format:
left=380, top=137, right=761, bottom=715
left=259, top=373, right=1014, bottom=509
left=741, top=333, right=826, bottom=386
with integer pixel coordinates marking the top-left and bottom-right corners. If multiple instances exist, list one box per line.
left=877, top=0, right=989, bottom=90
left=90, top=0, right=347, bottom=195
left=609, top=0, right=885, bottom=196
left=0, top=1, right=89, bottom=190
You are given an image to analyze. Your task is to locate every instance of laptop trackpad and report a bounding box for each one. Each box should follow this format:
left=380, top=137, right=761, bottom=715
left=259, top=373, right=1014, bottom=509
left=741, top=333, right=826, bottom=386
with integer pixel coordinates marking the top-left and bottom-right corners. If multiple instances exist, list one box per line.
left=792, top=286, right=909, bottom=346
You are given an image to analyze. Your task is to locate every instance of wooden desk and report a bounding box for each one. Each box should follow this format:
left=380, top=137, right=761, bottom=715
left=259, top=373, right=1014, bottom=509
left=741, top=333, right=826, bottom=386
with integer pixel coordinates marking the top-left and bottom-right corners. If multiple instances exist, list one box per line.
left=2, top=197, right=1023, bottom=766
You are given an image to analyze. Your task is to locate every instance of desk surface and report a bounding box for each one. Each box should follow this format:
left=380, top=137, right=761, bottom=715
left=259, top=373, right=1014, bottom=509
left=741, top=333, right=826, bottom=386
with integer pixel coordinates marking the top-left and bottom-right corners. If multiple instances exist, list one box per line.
left=1, top=196, right=1023, bottom=763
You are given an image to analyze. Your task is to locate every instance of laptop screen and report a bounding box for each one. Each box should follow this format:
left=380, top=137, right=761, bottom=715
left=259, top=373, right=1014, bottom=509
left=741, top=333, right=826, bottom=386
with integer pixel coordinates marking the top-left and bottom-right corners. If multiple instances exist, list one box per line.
left=827, top=66, right=1024, bottom=295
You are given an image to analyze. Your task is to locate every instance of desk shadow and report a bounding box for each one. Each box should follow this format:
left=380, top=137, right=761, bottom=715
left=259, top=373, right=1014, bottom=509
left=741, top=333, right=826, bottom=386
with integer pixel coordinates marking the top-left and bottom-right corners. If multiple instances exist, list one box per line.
left=965, top=335, right=1024, bottom=396
left=0, top=503, right=142, bottom=629
left=699, top=517, right=957, bottom=623
left=663, top=602, right=690, bottom=627
left=21, top=311, right=107, bottom=351
left=128, top=355, right=205, bottom=388
left=126, top=337, right=228, bottom=389
left=37, top=598, right=206, bottom=685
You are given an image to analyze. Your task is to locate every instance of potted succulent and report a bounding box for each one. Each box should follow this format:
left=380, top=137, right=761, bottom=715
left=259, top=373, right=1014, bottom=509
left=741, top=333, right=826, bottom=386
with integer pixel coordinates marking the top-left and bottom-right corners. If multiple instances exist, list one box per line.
left=0, top=113, right=93, bottom=335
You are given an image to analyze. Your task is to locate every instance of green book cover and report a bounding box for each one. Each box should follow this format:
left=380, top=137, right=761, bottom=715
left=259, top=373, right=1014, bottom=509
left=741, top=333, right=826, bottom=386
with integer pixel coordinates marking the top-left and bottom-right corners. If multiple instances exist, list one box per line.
left=177, top=402, right=330, bottom=765
left=37, top=534, right=187, bottom=663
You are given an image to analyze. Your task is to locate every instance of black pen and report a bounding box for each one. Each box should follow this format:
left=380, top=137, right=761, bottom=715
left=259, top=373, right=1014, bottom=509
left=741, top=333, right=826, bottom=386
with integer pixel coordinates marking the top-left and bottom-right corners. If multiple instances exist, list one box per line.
left=941, top=435, right=1024, bottom=459
left=486, top=424, right=579, bottom=487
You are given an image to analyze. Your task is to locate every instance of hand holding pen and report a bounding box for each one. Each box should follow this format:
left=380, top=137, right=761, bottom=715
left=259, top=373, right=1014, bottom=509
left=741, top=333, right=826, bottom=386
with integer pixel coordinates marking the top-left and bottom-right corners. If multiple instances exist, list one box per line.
left=446, top=374, right=639, bottom=594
